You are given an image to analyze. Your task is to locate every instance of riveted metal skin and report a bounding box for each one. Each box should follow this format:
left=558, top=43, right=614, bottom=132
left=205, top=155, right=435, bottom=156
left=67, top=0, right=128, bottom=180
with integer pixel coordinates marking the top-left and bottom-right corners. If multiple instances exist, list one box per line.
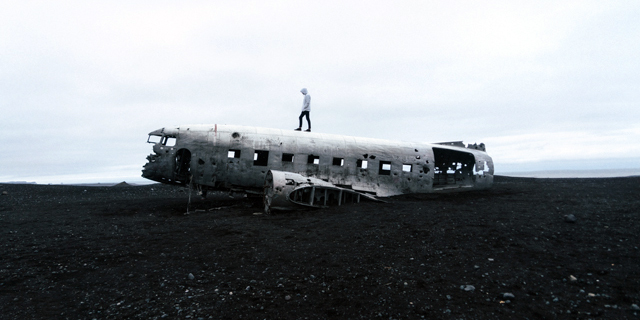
left=142, top=124, right=493, bottom=212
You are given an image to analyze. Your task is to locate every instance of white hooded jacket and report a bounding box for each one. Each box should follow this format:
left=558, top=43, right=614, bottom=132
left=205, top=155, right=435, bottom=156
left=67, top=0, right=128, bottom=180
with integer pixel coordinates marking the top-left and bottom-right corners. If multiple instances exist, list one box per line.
left=300, top=88, right=311, bottom=112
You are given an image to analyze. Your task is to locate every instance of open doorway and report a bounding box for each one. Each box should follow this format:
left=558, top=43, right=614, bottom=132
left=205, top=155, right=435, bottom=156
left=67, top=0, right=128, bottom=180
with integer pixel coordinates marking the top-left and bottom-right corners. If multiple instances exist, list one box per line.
left=174, top=148, right=191, bottom=182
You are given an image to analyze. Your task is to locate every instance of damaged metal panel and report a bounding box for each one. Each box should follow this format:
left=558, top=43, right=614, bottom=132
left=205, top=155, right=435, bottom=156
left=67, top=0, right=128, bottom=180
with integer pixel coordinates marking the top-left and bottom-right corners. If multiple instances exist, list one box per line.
left=142, top=124, right=494, bottom=212
left=263, top=170, right=380, bottom=213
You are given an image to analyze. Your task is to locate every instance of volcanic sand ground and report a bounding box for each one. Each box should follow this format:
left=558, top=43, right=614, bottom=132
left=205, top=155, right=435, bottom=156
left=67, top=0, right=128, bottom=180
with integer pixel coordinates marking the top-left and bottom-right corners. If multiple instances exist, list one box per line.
left=1, top=176, right=639, bottom=319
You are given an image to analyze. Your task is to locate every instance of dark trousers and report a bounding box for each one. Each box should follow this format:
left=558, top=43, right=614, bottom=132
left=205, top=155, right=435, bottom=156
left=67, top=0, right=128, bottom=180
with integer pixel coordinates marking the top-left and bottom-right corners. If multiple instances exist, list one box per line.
left=298, top=111, right=310, bottom=129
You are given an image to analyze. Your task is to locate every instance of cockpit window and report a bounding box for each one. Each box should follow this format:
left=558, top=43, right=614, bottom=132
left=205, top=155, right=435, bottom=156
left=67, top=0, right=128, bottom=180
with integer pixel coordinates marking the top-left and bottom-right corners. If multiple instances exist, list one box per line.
left=147, top=135, right=162, bottom=144
left=147, top=135, right=176, bottom=147
left=164, top=137, right=176, bottom=147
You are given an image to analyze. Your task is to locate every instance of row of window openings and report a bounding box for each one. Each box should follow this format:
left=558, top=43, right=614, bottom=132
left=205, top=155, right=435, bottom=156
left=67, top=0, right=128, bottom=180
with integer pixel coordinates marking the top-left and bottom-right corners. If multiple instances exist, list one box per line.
left=228, top=149, right=412, bottom=174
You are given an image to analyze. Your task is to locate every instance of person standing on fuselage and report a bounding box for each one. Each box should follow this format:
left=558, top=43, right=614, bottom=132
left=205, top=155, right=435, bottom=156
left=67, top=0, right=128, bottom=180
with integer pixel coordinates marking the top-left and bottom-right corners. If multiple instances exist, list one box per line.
left=295, top=88, right=311, bottom=132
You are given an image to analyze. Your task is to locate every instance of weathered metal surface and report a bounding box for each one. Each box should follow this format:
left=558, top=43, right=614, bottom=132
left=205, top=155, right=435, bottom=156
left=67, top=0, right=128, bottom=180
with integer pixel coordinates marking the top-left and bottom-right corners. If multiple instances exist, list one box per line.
left=142, top=124, right=494, bottom=212
left=263, top=170, right=380, bottom=213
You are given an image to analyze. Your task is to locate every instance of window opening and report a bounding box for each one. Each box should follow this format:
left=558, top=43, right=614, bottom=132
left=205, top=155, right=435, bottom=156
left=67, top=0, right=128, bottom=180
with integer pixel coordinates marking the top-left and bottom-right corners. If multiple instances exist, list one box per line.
left=307, top=155, right=320, bottom=165
left=332, top=157, right=344, bottom=166
left=356, top=159, right=368, bottom=169
left=282, top=153, right=294, bottom=162
left=164, top=137, right=176, bottom=147
left=254, top=150, right=269, bottom=166
left=446, top=162, right=463, bottom=174
left=228, top=149, right=241, bottom=158
left=147, top=135, right=162, bottom=144
left=379, top=161, right=391, bottom=175
left=402, top=164, right=412, bottom=172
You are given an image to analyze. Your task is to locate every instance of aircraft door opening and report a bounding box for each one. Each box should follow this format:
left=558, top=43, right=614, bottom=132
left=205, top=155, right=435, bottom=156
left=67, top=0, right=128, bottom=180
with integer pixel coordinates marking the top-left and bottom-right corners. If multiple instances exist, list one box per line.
left=174, top=148, right=191, bottom=183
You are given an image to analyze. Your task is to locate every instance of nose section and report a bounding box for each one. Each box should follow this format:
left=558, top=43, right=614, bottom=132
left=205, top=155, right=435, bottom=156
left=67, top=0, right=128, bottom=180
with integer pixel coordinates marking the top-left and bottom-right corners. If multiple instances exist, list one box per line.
left=142, top=128, right=186, bottom=184
left=141, top=147, right=192, bottom=185
left=141, top=136, right=173, bottom=184
left=141, top=152, right=164, bottom=183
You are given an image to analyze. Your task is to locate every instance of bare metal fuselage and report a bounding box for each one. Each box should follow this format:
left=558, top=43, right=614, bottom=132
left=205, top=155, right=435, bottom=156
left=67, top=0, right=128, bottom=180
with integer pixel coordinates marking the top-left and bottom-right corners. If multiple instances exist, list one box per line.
left=142, top=125, right=493, bottom=211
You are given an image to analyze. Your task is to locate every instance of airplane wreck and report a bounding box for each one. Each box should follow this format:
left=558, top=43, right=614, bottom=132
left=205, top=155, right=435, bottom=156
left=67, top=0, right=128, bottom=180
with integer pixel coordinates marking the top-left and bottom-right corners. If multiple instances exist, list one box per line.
left=142, top=125, right=494, bottom=213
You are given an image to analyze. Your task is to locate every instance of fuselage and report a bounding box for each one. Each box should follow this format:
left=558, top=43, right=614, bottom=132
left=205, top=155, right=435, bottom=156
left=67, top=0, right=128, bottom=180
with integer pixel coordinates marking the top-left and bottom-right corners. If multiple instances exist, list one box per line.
left=142, top=124, right=494, bottom=197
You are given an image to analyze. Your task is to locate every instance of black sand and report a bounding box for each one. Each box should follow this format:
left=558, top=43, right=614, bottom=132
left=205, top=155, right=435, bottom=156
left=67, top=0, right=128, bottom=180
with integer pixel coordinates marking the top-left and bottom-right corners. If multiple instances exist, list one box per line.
left=1, top=176, right=639, bottom=319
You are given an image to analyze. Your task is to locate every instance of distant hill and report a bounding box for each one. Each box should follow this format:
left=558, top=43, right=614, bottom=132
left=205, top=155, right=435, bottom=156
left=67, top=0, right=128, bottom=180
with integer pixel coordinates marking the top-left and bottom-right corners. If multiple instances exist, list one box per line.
left=1, top=181, right=37, bottom=184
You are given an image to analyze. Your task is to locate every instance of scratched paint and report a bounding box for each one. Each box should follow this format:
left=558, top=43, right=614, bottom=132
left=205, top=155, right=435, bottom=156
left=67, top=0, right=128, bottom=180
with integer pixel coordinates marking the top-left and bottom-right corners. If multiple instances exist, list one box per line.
left=142, top=124, right=494, bottom=210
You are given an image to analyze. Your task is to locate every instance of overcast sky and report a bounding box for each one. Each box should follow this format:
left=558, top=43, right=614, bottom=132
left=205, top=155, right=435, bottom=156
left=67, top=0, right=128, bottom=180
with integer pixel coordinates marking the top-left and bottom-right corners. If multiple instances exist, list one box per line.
left=1, top=1, right=639, bottom=184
